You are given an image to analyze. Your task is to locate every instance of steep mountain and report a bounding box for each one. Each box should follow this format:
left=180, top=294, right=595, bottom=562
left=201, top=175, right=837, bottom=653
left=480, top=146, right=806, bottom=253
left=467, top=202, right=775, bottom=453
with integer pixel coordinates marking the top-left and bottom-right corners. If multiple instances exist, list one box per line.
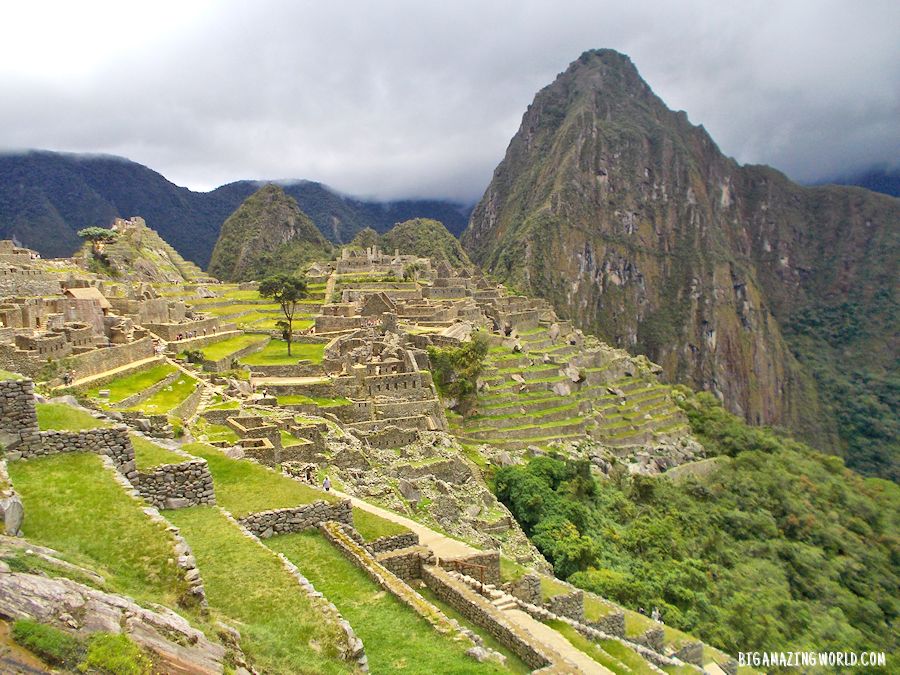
left=463, top=49, right=899, bottom=479
left=208, top=184, right=332, bottom=281
left=75, top=216, right=209, bottom=283
left=379, top=218, right=472, bottom=267
left=0, top=151, right=471, bottom=266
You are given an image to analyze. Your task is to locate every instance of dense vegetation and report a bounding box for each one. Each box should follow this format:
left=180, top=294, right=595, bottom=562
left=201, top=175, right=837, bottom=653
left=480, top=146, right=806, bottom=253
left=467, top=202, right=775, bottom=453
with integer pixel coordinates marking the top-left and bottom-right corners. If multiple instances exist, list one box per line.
left=427, top=332, right=488, bottom=415
left=380, top=218, right=472, bottom=267
left=208, top=184, right=332, bottom=281
left=0, top=151, right=469, bottom=264
left=494, top=389, right=899, bottom=657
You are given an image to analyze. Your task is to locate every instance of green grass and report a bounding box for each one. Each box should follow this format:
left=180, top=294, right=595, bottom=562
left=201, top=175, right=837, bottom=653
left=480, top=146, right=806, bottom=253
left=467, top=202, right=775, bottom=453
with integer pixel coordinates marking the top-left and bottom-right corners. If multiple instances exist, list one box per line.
left=583, top=594, right=618, bottom=622
left=204, top=302, right=282, bottom=316
left=8, top=453, right=188, bottom=608
left=540, top=574, right=572, bottom=601
left=11, top=619, right=84, bottom=668
left=85, top=363, right=175, bottom=403
left=165, top=507, right=348, bottom=675
left=0, top=368, right=23, bottom=380
left=546, top=620, right=647, bottom=674
left=127, top=374, right=197, bottom=414
left=191, top=419, right=239, bottom=444
left=181, top=442, right=335, bottom=516
left=130, top=434, right=185, bottom=470
left=280, top=430, right=309, bottom=448
left=35, top=403, right=111, bottom=431
left=269, top=532, right=520, bottom=674
left=600, top=637, right=662, bottom=674
left=352, top=507, right=410, bottom=541
left=197, top=334, right=268, bottom=361
left=241, top=340, right=325, bottom=366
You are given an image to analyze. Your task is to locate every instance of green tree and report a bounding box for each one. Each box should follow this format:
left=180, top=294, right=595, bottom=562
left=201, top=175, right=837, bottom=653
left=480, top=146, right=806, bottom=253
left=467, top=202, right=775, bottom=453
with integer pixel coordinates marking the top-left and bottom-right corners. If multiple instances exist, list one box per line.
left=427, top=332, right=488, bottom=415
left=258, top=273, right=308, bottom=356
left=77, top=226, right=119, bottom=256
left=403, top=262, right=425, bottom=282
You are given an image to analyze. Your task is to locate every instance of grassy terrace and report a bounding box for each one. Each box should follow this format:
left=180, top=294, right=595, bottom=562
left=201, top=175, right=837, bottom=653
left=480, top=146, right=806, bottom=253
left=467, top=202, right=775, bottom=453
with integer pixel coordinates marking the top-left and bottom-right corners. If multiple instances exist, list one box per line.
left=0, top=368, right=23, bottom=379
left=203, top=302, right=282, bottom=316
left=85, top=363, right=175, bottom=403
left=126, top=373, right=198, bottom=414
left=352, top=507, right=410, bottom=541
left=8, top=453, right=188, bottom=609
left=193, top=334, right=268, bottom=361
left=268, top=532, right=520, bottom=674
left=166, top=507, right=348, bottom=675
left=130, top=434, right=185, bottom=470
left=36, top=403, right=111, bottom=431
left=546, top=620, right=661, bottom=675
left=241, top=340, right=325, bottom=366
left=182, top=442, right=336, bottom=516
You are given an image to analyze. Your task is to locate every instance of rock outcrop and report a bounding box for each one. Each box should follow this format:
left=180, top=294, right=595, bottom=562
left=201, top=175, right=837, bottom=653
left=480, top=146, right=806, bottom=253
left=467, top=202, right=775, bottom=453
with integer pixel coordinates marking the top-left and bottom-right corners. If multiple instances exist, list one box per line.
left=463, top=49, right=899, bottom=478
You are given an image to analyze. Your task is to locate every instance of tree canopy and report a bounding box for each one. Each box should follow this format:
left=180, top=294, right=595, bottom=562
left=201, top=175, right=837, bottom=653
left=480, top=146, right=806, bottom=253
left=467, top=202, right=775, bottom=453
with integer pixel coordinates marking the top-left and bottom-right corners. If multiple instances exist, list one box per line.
left=258, top=274, right=308, bottom=356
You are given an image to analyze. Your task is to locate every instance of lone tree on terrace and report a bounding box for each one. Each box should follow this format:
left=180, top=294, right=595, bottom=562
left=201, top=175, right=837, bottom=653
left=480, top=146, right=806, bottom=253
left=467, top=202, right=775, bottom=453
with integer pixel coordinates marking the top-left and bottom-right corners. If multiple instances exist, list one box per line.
left=77, top=227, right=119, bottom=256
left=259, top=273, right=308, bottom=357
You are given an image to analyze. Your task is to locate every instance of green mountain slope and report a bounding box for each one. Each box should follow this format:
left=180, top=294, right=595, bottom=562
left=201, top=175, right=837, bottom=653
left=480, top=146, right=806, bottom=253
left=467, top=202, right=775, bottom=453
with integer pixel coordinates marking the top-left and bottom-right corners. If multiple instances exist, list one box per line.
left=378, top=218, right=472, bottom=267
left=208, top=184, right=332, bottom=281
left=495, top=389, right=900, bottom=657
left=463, top=49, right=899, bottom=479
left=0, top=151, right=471, bottom=265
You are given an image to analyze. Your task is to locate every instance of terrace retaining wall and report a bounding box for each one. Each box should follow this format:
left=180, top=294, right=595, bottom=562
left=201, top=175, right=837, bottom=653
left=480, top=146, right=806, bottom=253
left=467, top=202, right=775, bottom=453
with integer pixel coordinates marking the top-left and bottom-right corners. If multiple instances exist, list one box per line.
left=238, top=498, right=352, bottom=538
left=131, top=458, right=216, bottom=510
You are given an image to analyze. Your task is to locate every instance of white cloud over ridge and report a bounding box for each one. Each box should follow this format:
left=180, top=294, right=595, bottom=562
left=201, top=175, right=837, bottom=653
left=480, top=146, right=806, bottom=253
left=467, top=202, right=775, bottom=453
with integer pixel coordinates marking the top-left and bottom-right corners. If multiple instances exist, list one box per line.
left=1, top=0, right=897, bottom=201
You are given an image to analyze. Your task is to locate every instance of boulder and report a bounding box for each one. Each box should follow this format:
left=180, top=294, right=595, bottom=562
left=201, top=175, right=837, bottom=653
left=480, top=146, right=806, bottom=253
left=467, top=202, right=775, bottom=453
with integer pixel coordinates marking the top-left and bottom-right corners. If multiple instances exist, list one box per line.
left=398, top=478, right=421, bottom=503
left=1, top=496, right=24, bottom=536
left=552, top=381, right=572, bottom=396
left=549, top=323, right=560, bottom=341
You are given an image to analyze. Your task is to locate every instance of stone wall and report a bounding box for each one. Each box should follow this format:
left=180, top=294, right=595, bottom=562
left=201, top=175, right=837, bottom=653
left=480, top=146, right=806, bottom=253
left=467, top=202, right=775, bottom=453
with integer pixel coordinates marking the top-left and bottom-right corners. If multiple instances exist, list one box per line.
left=238, top=498, right=352, bottom=538
left=633, top=626, right=665, bottom=653
left=202, top=339, right=267, bottom=372
left=0, top=267, right=61, bottom=297
left=547, top=589, right=584, bottom=622
left=246, top=363, right=324, bottom=378
left=131, top=459, right=216, bottom=510
left=0, top=378, right=40, bottom=453
left=421, top=566, right=551, bottom=670
left=23, top=427, right=133, bottom=468
left=65, top=336, right=155, bottom=381
left=673, top=641, right=705, bottom=666
left=360, top=426, right=419, bottom=449
left=439, top=550, right=501, bottom=585
left=368, top=531, right=419, bottom=554
left=504, top=573, right=541, bottom=606
left=114, top=371, right=179, bottom=408
left=171, top=382, right=203, bottom=419
left=375, top=545, right=435, bottom=581
left=588, top=611, right=626, bottom=638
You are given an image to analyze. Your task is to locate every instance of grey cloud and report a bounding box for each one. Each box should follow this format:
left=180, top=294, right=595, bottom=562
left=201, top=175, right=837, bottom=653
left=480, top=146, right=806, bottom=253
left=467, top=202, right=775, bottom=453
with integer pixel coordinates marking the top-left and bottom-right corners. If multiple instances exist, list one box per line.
left=0, top=0, right=897, bottom=200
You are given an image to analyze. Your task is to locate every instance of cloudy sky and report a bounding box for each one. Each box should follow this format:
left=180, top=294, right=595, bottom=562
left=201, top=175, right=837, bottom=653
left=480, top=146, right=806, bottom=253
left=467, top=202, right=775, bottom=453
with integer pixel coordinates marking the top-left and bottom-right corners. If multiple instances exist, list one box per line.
left=1, top=0, right=897, bottom=202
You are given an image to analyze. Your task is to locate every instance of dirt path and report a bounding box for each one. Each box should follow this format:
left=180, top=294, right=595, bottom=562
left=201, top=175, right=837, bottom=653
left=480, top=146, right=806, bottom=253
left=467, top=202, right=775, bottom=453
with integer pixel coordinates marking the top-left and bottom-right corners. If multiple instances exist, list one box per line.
left=332, top=489, right=477, bottom=559
left=504, top=609, right=612, bottom=674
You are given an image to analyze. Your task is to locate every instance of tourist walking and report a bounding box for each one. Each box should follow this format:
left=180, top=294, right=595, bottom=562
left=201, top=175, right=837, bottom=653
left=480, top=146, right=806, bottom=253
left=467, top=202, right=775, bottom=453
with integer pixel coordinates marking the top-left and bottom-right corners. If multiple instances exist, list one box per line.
left=323, top=476, right=331, bottom=492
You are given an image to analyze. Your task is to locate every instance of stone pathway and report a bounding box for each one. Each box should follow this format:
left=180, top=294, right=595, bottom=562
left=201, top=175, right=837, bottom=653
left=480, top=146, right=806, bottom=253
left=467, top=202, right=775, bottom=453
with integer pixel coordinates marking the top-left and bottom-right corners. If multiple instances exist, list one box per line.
left=331, top=489, right=477, bottom=559
left=333, top=490, right=611, bottom=673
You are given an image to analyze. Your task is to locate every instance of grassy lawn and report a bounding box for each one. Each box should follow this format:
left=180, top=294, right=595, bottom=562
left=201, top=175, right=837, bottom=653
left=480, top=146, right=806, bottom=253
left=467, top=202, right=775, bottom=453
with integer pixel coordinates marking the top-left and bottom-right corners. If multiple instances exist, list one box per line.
left=36, top=403, right=111, bottom=431
left=8, top=453, right=188, bottom=609
left=85, top=363, right=175, bottom=403
left=191, top=419, right=239, bottom=444
left=414, top=585, right=529, bottom=673
left=204, top=303, right=282, bottom=316
left=352, top=507, right=410, bottom=541
left=276, top=394, right=351, bottom=407
left=181, top=443, right=336, bottom=516
left=268, top=532, right=519, bottom=674
left=130, top=434, right=185, bottom=470
left=165, top=507, right=348, bottom=675
left=0, top=368, right=23, bottom=380
left=539, top=574, right=571, bottom=601
left=241, top=340, right=324, bottom=366
left=127, top=374, right=197, bottom=414
left=196, top=334, right=268, bottom=361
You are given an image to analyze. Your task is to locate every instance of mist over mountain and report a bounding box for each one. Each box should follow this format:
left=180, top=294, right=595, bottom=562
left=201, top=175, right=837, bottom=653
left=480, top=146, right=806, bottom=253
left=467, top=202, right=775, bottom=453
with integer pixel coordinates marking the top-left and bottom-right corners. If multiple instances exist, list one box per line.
left=819, top=165, right=900, bottom=198
left=0, top=151, right=471, bottom=266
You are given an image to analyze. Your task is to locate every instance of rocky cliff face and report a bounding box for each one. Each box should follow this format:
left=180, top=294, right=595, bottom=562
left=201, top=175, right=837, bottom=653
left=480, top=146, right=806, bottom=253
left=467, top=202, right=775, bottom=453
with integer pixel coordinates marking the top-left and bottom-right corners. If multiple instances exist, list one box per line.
left=463, top=50, right=898, bottom=476
left=208, top=184, right=332, bottom=282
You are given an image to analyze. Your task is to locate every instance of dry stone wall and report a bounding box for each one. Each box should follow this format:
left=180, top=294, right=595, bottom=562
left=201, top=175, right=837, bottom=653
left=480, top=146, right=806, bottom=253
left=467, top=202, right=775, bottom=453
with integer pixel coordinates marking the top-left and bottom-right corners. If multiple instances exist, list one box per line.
left=238, top=499, right=352, bottom=538
left=368, top=531, right=419, bottom=554
left=421, top=566, right=552, bottom=670
left=375, top=546, right=435, bottom=581
left=131, top=459, right=216, bottom=510
left=0, top=378, right=39, bottom=453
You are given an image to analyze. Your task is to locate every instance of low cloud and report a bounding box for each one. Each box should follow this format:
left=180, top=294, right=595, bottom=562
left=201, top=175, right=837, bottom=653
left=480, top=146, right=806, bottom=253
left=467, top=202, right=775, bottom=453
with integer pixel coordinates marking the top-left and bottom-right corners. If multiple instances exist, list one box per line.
left=1, top=0, right=897, bottom=200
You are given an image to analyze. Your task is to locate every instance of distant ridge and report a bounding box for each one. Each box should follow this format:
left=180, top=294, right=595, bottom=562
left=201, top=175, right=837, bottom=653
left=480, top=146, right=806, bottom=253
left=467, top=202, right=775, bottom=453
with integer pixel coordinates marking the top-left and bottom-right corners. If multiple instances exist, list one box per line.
left=0, top=150, right=472, bottom=266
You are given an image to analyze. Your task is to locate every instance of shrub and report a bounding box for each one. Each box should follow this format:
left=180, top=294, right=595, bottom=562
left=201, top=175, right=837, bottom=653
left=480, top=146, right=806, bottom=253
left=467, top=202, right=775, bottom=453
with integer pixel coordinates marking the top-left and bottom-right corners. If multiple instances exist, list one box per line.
left=11, top=619, right=84, bottom=667
left=78, top=633, right=153, bottom=675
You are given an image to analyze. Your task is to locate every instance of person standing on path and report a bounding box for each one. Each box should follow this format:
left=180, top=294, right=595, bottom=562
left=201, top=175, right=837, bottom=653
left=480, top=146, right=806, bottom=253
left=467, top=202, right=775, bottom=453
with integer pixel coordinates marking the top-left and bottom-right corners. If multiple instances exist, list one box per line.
left=323, top=476, right=331, bottom=492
